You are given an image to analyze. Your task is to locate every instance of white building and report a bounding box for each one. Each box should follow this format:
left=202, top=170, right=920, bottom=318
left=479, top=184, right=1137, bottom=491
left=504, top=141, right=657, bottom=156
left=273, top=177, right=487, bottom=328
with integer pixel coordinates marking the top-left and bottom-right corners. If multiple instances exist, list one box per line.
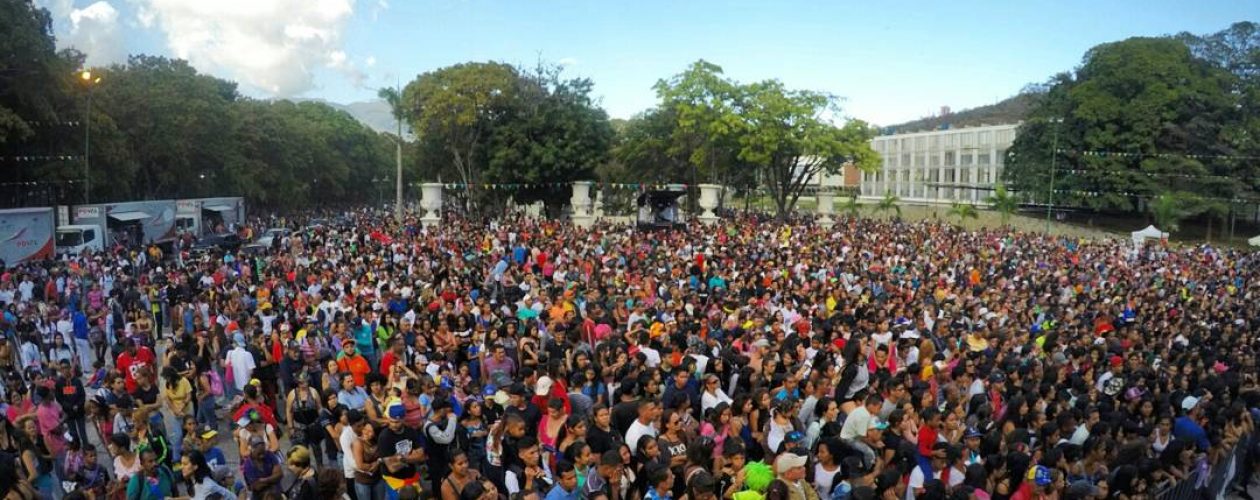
left=859, top=123, right=1019, bottom=204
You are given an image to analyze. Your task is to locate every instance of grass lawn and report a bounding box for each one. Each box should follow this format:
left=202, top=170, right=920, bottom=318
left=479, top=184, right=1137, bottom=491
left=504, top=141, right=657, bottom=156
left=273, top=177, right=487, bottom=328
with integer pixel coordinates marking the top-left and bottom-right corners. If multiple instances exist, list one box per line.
left=731, top=196, right=1260, bottom=247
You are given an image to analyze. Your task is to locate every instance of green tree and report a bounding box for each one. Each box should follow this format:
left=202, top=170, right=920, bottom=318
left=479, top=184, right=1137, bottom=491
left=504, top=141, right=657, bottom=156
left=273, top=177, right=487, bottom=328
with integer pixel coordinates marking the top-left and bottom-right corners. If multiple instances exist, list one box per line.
left=839, top=195, right=862, bottom=218
left=1149, top=191, right=1199, bottom=233
left=873, top=190, right=901, bottom=218
left=985, top=184, right=1019, bottom=225
left=402, top=62, right=520, bottom=208
left=735, top=80, right=879, bottom=219
left=948, top=202, right=979, bottom=224
left=1004, top=37, right=1239, bottom=212
left=653, top=60, right=747, bottom=208
left=483, top=63, right=613, bottom=210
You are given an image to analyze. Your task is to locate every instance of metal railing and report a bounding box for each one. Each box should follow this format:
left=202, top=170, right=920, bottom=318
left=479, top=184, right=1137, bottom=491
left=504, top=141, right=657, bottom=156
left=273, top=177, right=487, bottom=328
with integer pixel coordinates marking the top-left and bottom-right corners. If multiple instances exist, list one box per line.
left=1156, top=435, right=1252, bottom=500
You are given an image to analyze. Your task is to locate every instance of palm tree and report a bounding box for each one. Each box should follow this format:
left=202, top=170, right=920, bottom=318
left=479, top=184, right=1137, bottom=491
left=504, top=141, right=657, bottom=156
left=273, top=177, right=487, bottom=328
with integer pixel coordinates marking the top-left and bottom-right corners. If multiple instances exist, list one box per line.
left=378, top=86, right=406, bottom=220
left=985, top=184, right=1018, bottom=226
left=948, top=202, right=979, bottom=225
left=873, top=190, right=901, bottom=218
left=839, top=195, right=862, bottom=219
left=1149, top=191, right=1195, bottom=233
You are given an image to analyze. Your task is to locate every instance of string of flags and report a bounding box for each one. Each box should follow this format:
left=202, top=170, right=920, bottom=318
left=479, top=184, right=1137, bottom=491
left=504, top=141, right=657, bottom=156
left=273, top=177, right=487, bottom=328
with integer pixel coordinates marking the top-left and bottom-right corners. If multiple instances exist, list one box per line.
left=407, top=182, right=693, bottom=190
left=1048, top=188, right=1260, bottom=204
left=0, top=179, right=82, bottom=187
left=1057, top=149, right=1260, bottom=161
left=1054, top=169, right=1239, bottom=181
left=1, top=155, right=83, bottom=162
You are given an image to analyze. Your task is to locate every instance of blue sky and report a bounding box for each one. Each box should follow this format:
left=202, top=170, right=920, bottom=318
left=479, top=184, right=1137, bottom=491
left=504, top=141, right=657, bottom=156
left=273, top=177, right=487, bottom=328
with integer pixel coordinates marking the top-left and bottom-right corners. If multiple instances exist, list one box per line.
left=39, top=0, right=1257, bottom=126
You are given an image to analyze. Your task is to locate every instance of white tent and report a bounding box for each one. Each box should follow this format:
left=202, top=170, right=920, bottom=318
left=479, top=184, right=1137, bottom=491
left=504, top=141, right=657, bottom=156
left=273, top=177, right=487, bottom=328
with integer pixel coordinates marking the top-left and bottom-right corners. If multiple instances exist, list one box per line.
left=1249, top=234, right=1260, bottom=247
left=1131, top=225, right=1168, bottom=246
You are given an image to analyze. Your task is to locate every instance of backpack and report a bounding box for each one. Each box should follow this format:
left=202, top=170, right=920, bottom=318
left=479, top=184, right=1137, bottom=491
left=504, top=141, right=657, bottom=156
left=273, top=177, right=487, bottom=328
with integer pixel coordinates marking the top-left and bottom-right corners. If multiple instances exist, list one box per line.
left=207, top=370, right=225, bottom=397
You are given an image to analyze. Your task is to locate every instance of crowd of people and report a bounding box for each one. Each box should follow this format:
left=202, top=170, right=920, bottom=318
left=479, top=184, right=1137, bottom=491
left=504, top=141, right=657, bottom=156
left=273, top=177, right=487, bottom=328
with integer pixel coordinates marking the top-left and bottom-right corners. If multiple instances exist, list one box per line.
left=0, top=208, right=1257, bottom=500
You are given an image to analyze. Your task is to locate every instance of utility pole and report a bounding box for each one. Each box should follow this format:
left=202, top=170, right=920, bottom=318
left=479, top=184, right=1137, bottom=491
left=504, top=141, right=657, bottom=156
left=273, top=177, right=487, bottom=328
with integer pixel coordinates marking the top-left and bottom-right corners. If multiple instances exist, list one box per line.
left=1045, top=118, right=1062, bottom=235
left=394, top=79, right=404, bottom=222
left=80, top=70, right=101, bottom=204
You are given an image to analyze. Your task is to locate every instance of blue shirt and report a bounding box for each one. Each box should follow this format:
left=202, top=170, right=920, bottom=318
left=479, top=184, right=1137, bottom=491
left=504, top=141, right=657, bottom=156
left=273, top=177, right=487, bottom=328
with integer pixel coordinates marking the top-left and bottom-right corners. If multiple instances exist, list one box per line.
left=1174, top=415, right=1210, bottom=451
left=645, top=486, right=672, bottom=500
left=354, top=323, right=375, bottom=354
left=72, top=311, right=90, bottom=340
left=544, top=484, right=580, bottom=500
left=338, top=387, right=369, bottom=410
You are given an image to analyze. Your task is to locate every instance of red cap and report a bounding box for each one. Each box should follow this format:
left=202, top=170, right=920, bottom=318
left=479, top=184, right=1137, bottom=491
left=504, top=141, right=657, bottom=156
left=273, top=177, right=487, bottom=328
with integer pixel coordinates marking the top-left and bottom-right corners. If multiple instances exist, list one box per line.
left=1109, top=355, right=1123, bottom=367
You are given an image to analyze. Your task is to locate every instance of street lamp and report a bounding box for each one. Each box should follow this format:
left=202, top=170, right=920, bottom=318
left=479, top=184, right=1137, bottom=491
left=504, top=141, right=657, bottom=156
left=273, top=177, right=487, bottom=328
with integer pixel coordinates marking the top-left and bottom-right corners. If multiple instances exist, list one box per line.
left=1044, top=118, right=1063, bottom=235
left=79, top=70, right=102, bottom=204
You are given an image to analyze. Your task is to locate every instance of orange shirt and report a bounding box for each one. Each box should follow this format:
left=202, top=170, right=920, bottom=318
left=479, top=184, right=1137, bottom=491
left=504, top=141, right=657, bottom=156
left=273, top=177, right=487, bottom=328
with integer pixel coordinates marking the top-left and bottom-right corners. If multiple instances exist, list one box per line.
left=337, top=354, right=371, bottom=387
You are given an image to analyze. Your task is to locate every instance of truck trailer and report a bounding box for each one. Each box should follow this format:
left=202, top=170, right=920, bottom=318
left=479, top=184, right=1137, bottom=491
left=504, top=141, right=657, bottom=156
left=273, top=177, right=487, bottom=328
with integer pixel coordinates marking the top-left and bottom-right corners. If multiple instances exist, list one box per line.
left=0, top=207, right=55, bottom=267
left=56, top=200, right=178, bottom=255
left=175, top=197, right=246, bottom=238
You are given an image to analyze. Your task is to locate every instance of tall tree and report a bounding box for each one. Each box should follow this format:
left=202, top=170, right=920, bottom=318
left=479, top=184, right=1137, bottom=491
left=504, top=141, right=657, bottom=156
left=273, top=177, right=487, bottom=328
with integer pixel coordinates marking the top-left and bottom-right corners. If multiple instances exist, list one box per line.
left=402, top=62, right=519, bottom=208
left=483, top=63, right=613, bottom=209
left=1004, top=37, right=1240, bottom=212
left=735, top=79, right=878, bottom=219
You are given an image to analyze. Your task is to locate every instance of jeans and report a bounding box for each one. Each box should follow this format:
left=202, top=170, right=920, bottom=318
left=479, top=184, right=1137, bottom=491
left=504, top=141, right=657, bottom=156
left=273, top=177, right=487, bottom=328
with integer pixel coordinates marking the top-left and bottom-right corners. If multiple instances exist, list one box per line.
left=168, top=414, right=186, bottom=463
left=355, top=480, right=385, bottom=500
left=197, top=395, right=219, bottom=430
left=74, top=337, right=92, bottom=373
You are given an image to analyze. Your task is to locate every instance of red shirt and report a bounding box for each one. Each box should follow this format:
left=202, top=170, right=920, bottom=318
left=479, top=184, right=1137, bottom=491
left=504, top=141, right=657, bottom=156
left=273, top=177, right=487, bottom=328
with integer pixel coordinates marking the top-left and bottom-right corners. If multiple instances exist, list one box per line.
left=918, top=425, right=939, bottom=458
left=380, top=351, right=401, bottom=379
left=116, top=347, right=156, bottom=393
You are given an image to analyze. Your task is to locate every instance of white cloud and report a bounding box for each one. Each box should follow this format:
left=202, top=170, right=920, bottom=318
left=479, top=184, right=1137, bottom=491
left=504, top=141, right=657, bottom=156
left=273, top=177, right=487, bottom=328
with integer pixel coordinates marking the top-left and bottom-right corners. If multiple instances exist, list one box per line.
left=132, top=0, right=358, bottom=95
left=66, top=1, right=126, bottom=65
left=365, top=56, right=376, bottom=68
left=372, top=0, right=388, bottom=20
left=558, top=57, right=579, bottom=67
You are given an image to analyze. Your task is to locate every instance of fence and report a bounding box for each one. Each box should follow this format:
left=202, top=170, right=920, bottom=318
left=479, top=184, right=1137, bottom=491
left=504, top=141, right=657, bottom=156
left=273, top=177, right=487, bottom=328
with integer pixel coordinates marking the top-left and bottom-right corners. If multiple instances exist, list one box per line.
left=1156, top=434, right=1251, bottom=500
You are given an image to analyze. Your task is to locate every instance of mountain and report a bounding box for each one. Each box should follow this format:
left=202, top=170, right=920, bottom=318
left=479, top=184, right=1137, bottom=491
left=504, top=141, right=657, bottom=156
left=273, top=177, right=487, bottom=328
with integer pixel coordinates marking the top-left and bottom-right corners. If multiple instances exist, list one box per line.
left=287, top=98, right=415, bottom=140
left=885, top=93, right=1037, bottom=134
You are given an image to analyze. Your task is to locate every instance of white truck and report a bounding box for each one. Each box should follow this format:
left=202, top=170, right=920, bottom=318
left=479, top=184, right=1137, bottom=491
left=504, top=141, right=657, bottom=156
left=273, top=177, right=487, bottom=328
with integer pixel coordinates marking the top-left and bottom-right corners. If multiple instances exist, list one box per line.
left=55, top=200, right=179, bottom=256
left=0, top=207, right=56, bottom=267
left=175, top=197, right=246, bottom=238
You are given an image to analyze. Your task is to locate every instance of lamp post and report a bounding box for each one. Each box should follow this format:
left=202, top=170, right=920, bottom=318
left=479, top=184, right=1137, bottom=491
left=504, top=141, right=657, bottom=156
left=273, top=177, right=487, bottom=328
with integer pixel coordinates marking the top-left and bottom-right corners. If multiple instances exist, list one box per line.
left=79, top=70, right=101, bottom=204
left=1045, top=118, right=1063, bottom=234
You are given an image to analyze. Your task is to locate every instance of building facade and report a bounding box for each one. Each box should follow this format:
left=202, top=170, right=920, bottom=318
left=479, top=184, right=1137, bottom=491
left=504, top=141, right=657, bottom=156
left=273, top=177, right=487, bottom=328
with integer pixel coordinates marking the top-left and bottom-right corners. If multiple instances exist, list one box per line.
left=859, top=123, right=1019, bottom=204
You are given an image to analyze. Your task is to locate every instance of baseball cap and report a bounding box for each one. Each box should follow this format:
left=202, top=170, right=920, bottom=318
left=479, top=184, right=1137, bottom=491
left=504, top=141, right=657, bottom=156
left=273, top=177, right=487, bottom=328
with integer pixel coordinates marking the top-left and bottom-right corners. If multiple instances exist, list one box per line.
left=199, top=426, right=218, bottom=440
left=964, top=427, right=983, bottom=439
left=535, top=376, right=554, bottom=397
left=774, top=452, right=808, bottom=472
left=1181, top=396, right=1200, bottom=411
left=867, top=417, right=889, bottom=432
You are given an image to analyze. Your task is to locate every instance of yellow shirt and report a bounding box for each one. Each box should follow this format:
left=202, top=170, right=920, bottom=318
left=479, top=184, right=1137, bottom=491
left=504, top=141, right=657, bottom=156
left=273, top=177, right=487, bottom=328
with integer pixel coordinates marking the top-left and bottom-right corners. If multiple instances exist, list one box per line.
left=163, top=378, right=193, bottom=416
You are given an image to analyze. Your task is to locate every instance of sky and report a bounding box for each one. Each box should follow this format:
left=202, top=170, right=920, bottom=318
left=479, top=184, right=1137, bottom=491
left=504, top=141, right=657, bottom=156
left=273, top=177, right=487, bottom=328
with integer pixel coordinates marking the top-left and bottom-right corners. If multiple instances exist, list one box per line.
left=36, top=0, right=1258, bottom=126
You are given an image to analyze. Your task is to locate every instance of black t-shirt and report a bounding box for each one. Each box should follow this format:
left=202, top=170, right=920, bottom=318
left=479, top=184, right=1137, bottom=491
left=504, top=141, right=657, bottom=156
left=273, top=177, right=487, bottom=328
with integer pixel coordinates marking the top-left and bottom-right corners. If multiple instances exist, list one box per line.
left=377, top=425, right=423, bottom=479
left=611, top=399, right=640, bottom=435
left=587, top=425, right=622, bottom=455
left=134, top=384, right=160, bottom=406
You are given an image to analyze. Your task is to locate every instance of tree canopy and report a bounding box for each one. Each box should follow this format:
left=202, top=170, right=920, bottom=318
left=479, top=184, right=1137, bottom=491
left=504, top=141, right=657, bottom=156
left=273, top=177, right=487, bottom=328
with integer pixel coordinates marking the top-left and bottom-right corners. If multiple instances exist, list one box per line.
left=1003, top=24, right=1260, bottom=217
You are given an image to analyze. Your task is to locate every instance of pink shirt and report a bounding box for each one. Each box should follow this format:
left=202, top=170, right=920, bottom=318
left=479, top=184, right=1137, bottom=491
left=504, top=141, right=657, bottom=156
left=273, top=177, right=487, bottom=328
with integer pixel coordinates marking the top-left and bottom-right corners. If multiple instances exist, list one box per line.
left=36, top=403, right=67, bottom=456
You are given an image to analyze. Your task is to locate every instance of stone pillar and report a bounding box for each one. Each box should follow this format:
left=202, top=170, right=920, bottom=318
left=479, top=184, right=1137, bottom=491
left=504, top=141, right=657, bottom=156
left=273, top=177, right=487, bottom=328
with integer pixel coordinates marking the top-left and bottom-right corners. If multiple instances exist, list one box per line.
left=570, top=181, right=594, bottom=228
left=697, top=184, right=721, bottom=225
left=816, top=190, right=836, bottom=228
left=593, top=189, right=605, bottom=218
left=420, top=183, right=443, bottom=228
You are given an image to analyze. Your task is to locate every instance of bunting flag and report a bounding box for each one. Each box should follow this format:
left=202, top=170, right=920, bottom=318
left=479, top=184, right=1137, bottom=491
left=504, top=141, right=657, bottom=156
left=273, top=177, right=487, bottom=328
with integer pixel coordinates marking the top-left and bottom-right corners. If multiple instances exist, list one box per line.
left=1056, top=149, right=1260, bottom=161
left=1, top=155, right=83, bottom=161
left=1054, top=169, right=1236, bottom=181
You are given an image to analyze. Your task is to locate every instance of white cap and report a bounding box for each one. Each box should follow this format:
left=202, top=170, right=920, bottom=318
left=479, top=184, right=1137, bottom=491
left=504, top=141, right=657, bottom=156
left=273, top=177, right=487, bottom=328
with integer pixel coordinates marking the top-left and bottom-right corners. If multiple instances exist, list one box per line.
left=1181, top=396, right=1200, bottom=411
left=774, top=452, right=808, bottom=473
left=535, top=376, right=554, bottom=397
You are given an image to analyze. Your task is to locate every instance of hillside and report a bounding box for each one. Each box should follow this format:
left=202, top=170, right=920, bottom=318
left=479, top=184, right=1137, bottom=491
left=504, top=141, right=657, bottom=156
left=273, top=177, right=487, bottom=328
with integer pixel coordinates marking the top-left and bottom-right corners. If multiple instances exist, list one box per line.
left=887, top=93, right=1037, bottom=134
left=286, top=98, right=415, bottom=140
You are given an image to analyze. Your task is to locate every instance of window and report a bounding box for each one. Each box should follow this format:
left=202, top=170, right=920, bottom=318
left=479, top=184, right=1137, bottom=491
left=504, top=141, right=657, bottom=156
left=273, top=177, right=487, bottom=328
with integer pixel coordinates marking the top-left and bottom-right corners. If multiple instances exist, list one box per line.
left=84, top=229, right=96, bottom=243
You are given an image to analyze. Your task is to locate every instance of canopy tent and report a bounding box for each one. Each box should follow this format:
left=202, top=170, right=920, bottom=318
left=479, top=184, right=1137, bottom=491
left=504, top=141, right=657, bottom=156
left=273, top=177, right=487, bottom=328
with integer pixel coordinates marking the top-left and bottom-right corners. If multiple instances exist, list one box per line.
left=1131, top=225, right=1168, bottom=246
left=1249, top=234, right=1260, bottom=247
left=107, top=211, right=149, bottom=223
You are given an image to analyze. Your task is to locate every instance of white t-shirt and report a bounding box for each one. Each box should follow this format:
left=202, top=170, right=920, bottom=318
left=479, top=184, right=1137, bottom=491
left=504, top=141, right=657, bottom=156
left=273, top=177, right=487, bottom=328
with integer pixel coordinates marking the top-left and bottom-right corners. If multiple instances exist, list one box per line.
left=340, top=426, right=359, bottom=479
left=839, top=406, right=872, bottom=441
left=625, top=419, right=658, bottom=450
left=225, top=347, right=256, bottom=391
left=906, top=466, right=964, bottom=500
